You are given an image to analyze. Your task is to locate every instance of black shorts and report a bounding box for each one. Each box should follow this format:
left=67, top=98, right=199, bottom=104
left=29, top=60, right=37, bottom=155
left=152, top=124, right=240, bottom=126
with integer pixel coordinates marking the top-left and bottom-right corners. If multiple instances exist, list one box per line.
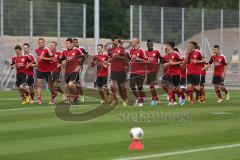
left=200, top=75, right=205, bottom=85
left=146, top=72, right=157, bottom=85
left=96, top=76, right=108, bottom=87
left=49, top=72, right=61, bottom=82
left=180, top=77, right=186, bottom=86
left=37, top=70, right=51, bottom=82
left=65, top=72, right=79, bottom=84
left=212, top=75, right=224, bottom=85
left=27, top=75, right=34, bottom=87
left=16, top=73, right=27, bottom=87
left=187, top=74, right=201, bottom=86
left=162, top=75, right=171, bottom=84
left=130, top=73, right=145, bottom=89
left=170, top=75, right=181, bottom=87
left=110, top=71, right=126, bottom=84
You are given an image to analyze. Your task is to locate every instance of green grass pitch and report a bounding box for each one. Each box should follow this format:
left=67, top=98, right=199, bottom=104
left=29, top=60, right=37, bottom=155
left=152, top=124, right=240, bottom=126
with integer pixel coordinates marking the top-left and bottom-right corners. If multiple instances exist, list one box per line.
left=0, top=89, right=239, bottom=160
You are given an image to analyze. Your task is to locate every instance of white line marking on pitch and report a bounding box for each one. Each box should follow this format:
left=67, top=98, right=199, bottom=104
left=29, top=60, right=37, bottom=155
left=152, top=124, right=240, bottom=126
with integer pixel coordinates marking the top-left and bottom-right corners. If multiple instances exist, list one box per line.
left=115, top=143, right=240, bottom=160
left=0, top=105, right=92, bottom=112
left=210, top=112, right=233, bottom=115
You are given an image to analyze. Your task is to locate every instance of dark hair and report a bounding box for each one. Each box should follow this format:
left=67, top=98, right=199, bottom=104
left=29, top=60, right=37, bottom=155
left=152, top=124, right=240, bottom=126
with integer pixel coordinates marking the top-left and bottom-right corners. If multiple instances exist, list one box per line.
left=66, top=38, right=73, bottom=43
left=174, top=48, right=179, bottom=52
left=111, top=36, right=119, bottom=41
left=147, top=39, right=153, bottom=43
left=51, top=41, right=57, bottom=46
left=23, top=43, right=29, bottom=48
left=72, top=38, right=78, bottom=42
left=166, top=41, right=175, bottom=49
left=38, top=37, right=45, bottom=42
left=15, top=45, right=22, bottom=50
left=189, top=41, right=198, bottom=49
left=214, top=45, right=220, bottom=49
left=97, top=44, right=103, bottom=48
left=195, top=45, right=200, bottom=50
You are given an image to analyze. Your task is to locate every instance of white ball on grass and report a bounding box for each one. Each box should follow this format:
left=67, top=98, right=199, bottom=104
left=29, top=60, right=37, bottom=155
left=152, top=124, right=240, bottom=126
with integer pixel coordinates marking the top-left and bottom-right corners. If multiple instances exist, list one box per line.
left=130, top=127, right=144, bottom=140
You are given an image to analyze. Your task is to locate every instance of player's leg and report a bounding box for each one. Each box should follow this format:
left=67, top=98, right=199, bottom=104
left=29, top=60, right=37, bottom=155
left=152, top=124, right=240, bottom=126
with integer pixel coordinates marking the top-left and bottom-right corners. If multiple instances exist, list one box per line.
left=16, top=73, right=26, bottom=104
left=186, top=74, right=195, bottom=104
left=116, top=71, right=128, bottom=106
left=212, top=76, right=223, bottom=102
left=96, top=77, right=106, bottom=103
left=219, top=77, right=229, bottom=100
left=36, top=70, right=44, bottom=105
left=147, top=73, right=159, bottom=106
left=177, top=86, right=186, bottom=106
left=130, top=74, right=139, bottom=106
left=48, top=73, right=57, bottom=105
left=161, top=75, right=170, bottom=100
left=136, top=75, right=145, bottom=107
left=110, top=71, right=119, bottom=105
left=27, top=75, right=35, bottom=104
left=102, top=77, right=110, bottom=101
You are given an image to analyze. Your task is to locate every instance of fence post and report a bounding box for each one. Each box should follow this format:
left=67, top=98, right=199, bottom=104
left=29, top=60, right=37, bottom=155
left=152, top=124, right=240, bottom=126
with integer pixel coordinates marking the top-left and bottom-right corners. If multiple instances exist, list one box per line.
left=29, top=1, right=33, bottom=51
left=201, top=9, right=205, bottom=53
left=130, top=5, right=133, bottom=40
left=94, top=0, right=99, bottom=53
left=160, top=7, right=164, bottom=53
left=83, top=4, right=87, bottom=50
left=57, top=2, right=60, bottom=47
left=182, top=8, right=185, bottom=50
left=220, top=9, right=223, bottom=53
left=138, top=5, right=142, bottom=41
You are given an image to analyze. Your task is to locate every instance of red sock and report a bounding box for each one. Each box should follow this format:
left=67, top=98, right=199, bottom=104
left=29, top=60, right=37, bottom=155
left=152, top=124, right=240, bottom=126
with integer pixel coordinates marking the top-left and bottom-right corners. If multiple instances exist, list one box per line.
left=121, top=85, right=128, bottom=100
left=111, top=85, right=118, bottom=101
left=221, top=86, right=228, bottom=94
left=215, top=88, right=222, bottom=99
left=150, top=85, right=158, bottom=100
left=168, top=90, right=173, bottom=102
left=30, top=92, right=34, bottom=100
left=98, top=90, right=105, bottom=101
left=187, top=88, right=193, bottom=101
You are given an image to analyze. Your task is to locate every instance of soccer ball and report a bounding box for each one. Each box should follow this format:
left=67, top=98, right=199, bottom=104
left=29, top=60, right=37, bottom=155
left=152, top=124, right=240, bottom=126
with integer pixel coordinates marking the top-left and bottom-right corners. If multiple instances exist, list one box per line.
left=130, top=127, right=144, bottom=140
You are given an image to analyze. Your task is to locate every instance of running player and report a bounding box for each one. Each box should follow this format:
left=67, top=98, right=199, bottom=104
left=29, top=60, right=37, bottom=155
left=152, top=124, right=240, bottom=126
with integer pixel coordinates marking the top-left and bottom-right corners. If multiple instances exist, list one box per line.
left=203, top=45, right=229, bottom=102
left=73, top=38, right=88, bottom=102
left=108, top=37, right=128, bottom=106
left=129, top=38, right=147, bottom=107
left=48, top=41, right=64, bottom=105
left=185, top=41, right=206, bottom=104
left=35, top=38, right=54, bottom=105
left=60, top=38, right=83, bottom=104
left=145, top=40, right=162, bottom=106
left=23, top=43, right=36, bottom=104
left=161, top=48, right=170, bottom=97
left=163, top=42, right=185, bottom=106
left=11, top=45, right=33, bottom=104
left=91, top=44, right=110, bottom=103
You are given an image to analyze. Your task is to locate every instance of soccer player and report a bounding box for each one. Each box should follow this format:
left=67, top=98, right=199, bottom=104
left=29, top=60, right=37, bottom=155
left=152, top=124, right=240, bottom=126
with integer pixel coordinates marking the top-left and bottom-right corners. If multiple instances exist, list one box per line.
left=91, top=44, right=110, bottom=103
left=23, top=43, right=36, bottom=104
left=163, top=42, right=185, bottom=106
left=60, top=38, right=83, bottom=104
left=185, top=41, right=206, bottom=104
left=72, top=38, right=88, bottom=102
left=203, top=45, right=229, bottom=102
left=129, top=38, right=147, bottom=107
left=48, top=41, right=64, bottom=105
left=145, top=40, right=162, bottom=106
left=35, top=38, right=54, bottom=105
left=161, top=48, right=170, bottom=97
left=11, top=45, right=33, bottom=104
left=108, top=37, right=128, bottom=106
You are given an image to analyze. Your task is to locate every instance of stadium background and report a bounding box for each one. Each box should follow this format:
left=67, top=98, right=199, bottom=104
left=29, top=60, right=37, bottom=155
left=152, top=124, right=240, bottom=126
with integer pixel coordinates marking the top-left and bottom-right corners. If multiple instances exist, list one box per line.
left=0, top=0, right=239, bottom=90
